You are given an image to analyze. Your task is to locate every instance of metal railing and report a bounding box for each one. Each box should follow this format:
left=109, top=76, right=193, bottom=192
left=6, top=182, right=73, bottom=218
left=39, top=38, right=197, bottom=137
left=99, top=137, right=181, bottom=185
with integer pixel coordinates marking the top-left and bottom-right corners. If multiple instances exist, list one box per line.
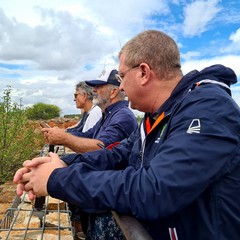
left=0, top=192, right=74, bottom=240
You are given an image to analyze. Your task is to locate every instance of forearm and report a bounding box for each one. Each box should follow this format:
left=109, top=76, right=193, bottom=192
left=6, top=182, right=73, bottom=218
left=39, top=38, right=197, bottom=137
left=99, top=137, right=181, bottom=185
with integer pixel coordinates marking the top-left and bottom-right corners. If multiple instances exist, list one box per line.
left=62, top=134, right=104, bottom=153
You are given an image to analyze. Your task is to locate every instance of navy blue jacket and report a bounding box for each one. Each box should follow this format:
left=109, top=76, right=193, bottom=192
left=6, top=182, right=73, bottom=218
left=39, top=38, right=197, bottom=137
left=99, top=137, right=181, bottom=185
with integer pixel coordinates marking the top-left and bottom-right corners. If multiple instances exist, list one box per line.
left=67, top=100, right=137, bottom=147
left=48, top=65, right=240, bottom=240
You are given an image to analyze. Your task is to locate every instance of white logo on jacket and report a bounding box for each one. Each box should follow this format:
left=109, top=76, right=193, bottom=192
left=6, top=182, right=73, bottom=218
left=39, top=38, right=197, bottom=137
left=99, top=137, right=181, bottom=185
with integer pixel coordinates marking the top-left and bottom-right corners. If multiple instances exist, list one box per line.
left=187, top=119, right=201, bottom=134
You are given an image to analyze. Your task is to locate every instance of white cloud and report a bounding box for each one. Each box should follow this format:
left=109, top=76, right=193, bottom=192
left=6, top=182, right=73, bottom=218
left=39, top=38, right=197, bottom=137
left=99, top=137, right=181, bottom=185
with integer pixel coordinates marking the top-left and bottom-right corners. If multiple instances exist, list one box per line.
left=230, top=28, right=240, bottom=42
left=0, top=0, right=170, bottom=115
left=181, top=55, right=240, bottom=87
left=220, top=28, right=240, bottom=53
left=0, top=0, right=168, bottom=71
left=182, top=0, right=221, bottom=37
left=181, top=51, right=201, bottom=61
left=0, top=8, right=116, bottom=71
left=0, top=0, right=240, bottom=115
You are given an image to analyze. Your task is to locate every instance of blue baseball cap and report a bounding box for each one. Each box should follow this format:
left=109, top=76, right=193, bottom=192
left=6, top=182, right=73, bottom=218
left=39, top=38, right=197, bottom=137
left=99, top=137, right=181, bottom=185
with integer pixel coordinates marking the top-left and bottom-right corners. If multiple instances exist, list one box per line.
left=85, top=69, right=120, bottom=87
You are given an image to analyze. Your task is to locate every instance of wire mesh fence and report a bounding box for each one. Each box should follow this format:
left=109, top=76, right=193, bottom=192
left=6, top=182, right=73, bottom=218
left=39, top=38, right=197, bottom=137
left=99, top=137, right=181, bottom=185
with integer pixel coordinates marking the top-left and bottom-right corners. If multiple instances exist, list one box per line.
left=0, top=192, right=74, bottom=240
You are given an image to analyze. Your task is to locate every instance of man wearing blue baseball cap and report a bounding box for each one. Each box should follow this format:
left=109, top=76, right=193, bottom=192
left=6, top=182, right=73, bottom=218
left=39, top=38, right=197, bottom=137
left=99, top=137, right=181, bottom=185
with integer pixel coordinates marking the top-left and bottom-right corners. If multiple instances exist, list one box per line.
left=85, top=69, right=119, bottom=87
left=41, top=68, right=137, bottom=153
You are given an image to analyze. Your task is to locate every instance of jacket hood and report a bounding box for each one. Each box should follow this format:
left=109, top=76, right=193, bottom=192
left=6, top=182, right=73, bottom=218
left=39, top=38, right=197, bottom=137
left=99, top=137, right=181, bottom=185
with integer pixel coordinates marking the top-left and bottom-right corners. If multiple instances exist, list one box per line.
left=157, top=64, right=237, bottom=114
left=198, top=64, right=237, bottom=86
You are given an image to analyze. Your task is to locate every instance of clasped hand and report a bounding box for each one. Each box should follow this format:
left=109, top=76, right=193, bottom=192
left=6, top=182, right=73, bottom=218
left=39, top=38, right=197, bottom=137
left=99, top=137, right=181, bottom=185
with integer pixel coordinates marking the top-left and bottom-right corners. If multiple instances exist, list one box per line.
left=13, top=152, right=67, bottom=200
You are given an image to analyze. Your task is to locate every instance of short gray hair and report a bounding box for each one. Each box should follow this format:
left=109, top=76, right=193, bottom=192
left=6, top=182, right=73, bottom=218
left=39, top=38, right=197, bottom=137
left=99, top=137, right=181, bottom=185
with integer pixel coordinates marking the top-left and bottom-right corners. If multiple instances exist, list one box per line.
left=119, top=30, right=182, bottom=80
left=76, top=82, right=94, bottom=100
left=106, top=84, right=126, bottom=100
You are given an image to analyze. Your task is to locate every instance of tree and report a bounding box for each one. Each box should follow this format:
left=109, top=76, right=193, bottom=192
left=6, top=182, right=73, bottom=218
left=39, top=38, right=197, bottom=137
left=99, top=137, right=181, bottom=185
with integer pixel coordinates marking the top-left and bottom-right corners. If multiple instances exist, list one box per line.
left=0, top=86, right=44, bottom=184
left=26, top=102, right=61, bottom=120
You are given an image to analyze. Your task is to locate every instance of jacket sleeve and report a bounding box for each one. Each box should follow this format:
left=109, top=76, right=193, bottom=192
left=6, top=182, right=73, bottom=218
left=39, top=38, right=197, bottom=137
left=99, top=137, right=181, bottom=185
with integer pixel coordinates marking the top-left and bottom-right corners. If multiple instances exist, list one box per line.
left=61, top=128, right=138, bottom=169
left=93, top=109, right=138, bottom=147
left=47, top=86, right=240, bottom=219
left=68, top=121, right=97, bottom=138
left=64, top=109, right=137, bottom=147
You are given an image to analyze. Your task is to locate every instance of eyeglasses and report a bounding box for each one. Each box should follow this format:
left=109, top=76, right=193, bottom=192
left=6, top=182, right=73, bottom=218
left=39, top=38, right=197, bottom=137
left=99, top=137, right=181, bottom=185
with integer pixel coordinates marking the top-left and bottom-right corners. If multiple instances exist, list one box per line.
left=74, top=93, right=82, bottom=98
left=115, top=64, right=140, bottom=83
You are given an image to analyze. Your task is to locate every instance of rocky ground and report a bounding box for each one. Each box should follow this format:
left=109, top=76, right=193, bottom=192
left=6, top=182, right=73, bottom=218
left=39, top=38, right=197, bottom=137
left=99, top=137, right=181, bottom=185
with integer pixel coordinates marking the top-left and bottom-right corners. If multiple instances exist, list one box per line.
left=0, top=182, right=75, bottom=239
left=0, top=181, right=17, bottom=224
left=39, top=118, right=79, bottom=129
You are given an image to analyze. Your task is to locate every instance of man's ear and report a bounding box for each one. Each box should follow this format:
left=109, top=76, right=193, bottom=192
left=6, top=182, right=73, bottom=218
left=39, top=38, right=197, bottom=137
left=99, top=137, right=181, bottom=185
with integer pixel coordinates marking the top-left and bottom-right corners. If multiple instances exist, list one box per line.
left=110, top=87, right=120, bottom=99
left=82, top=92, right=87, bottom=101
left=139, top=63, right=151, bottom=86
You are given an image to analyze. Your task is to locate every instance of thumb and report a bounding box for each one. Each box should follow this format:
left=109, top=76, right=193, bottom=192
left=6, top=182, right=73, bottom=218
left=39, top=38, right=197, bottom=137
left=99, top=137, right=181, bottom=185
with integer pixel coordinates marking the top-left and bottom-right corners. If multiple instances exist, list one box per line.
left=48, top=152, right=61, bottom=162
left=48, top=152, right=67, bottom=167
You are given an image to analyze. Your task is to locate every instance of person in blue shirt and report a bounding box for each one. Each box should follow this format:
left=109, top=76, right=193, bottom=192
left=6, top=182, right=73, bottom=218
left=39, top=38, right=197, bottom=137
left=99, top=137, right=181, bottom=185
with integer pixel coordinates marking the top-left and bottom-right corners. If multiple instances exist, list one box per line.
left=14, top=30, right=240, bottom=240
left=41, top=69, right=137, bottom=153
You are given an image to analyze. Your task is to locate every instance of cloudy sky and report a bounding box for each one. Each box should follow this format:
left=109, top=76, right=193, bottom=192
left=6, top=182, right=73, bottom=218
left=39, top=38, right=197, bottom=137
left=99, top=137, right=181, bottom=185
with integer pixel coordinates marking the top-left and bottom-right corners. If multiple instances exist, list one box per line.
left=0, top=0, right=240, bottom=115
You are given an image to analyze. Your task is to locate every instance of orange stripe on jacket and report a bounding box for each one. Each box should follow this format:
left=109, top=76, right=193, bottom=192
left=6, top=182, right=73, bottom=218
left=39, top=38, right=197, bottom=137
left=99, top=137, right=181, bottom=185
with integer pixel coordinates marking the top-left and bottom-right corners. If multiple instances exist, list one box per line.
left=145, top=112, right=165, bottom=135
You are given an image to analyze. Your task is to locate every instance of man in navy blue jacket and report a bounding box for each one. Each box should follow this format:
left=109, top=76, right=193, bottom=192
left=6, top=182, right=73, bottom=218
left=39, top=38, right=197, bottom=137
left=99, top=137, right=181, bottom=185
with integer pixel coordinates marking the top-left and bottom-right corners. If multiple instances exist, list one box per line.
left=14, top=30, right=240, bottom=240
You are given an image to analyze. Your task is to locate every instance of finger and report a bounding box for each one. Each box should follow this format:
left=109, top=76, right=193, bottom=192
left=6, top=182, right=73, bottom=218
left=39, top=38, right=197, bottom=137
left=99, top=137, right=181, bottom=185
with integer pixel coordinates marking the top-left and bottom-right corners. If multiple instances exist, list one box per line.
left=48, top=152, right=60, bottom=160
left=24, top=156, right=51, bottom=168
left=20, top=172, right=31, bottom=183
left=13, top=167, right=30, bottom=183
left=16, top=183, right=25, bottom=196
left=25, top=181, right=33, bottom=192
left=48, top=152, right=68, bottom=167
left=48, top=152, right=67, bottom=166
left=41, top=128, right=49, bottom=133
left=22, top=160, right=32, bottom=166
left=28, top=190, right=36, bottom=201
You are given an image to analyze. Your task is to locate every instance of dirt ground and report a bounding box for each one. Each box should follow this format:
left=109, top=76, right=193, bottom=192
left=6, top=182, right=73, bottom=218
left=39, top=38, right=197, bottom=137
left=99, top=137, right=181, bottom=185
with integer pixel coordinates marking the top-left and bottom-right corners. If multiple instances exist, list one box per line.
left=0, top=181, right=17, bottom=223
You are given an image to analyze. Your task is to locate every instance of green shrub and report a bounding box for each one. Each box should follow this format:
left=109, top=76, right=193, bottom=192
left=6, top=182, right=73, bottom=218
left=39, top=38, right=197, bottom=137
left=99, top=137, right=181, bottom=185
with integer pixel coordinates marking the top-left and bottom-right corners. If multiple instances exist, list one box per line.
left=26, top=102, right=61, bottom=120
left=0, top=86, right=44, bottom=184
left=64, top=114, right=81, bottom=119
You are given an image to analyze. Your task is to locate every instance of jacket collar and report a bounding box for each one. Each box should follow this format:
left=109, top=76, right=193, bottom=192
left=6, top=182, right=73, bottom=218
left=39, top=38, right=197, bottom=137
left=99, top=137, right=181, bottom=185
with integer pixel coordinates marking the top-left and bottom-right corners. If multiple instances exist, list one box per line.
left=105, top=100, right=129, bottom=116
left=155, top=64, right=237, bottom=116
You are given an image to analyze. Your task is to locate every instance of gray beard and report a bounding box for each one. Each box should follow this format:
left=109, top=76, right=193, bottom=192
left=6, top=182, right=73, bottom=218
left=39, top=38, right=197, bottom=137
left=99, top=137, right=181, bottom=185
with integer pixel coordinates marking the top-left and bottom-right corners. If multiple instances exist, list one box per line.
left=92, top=98, right=99, bottom=106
